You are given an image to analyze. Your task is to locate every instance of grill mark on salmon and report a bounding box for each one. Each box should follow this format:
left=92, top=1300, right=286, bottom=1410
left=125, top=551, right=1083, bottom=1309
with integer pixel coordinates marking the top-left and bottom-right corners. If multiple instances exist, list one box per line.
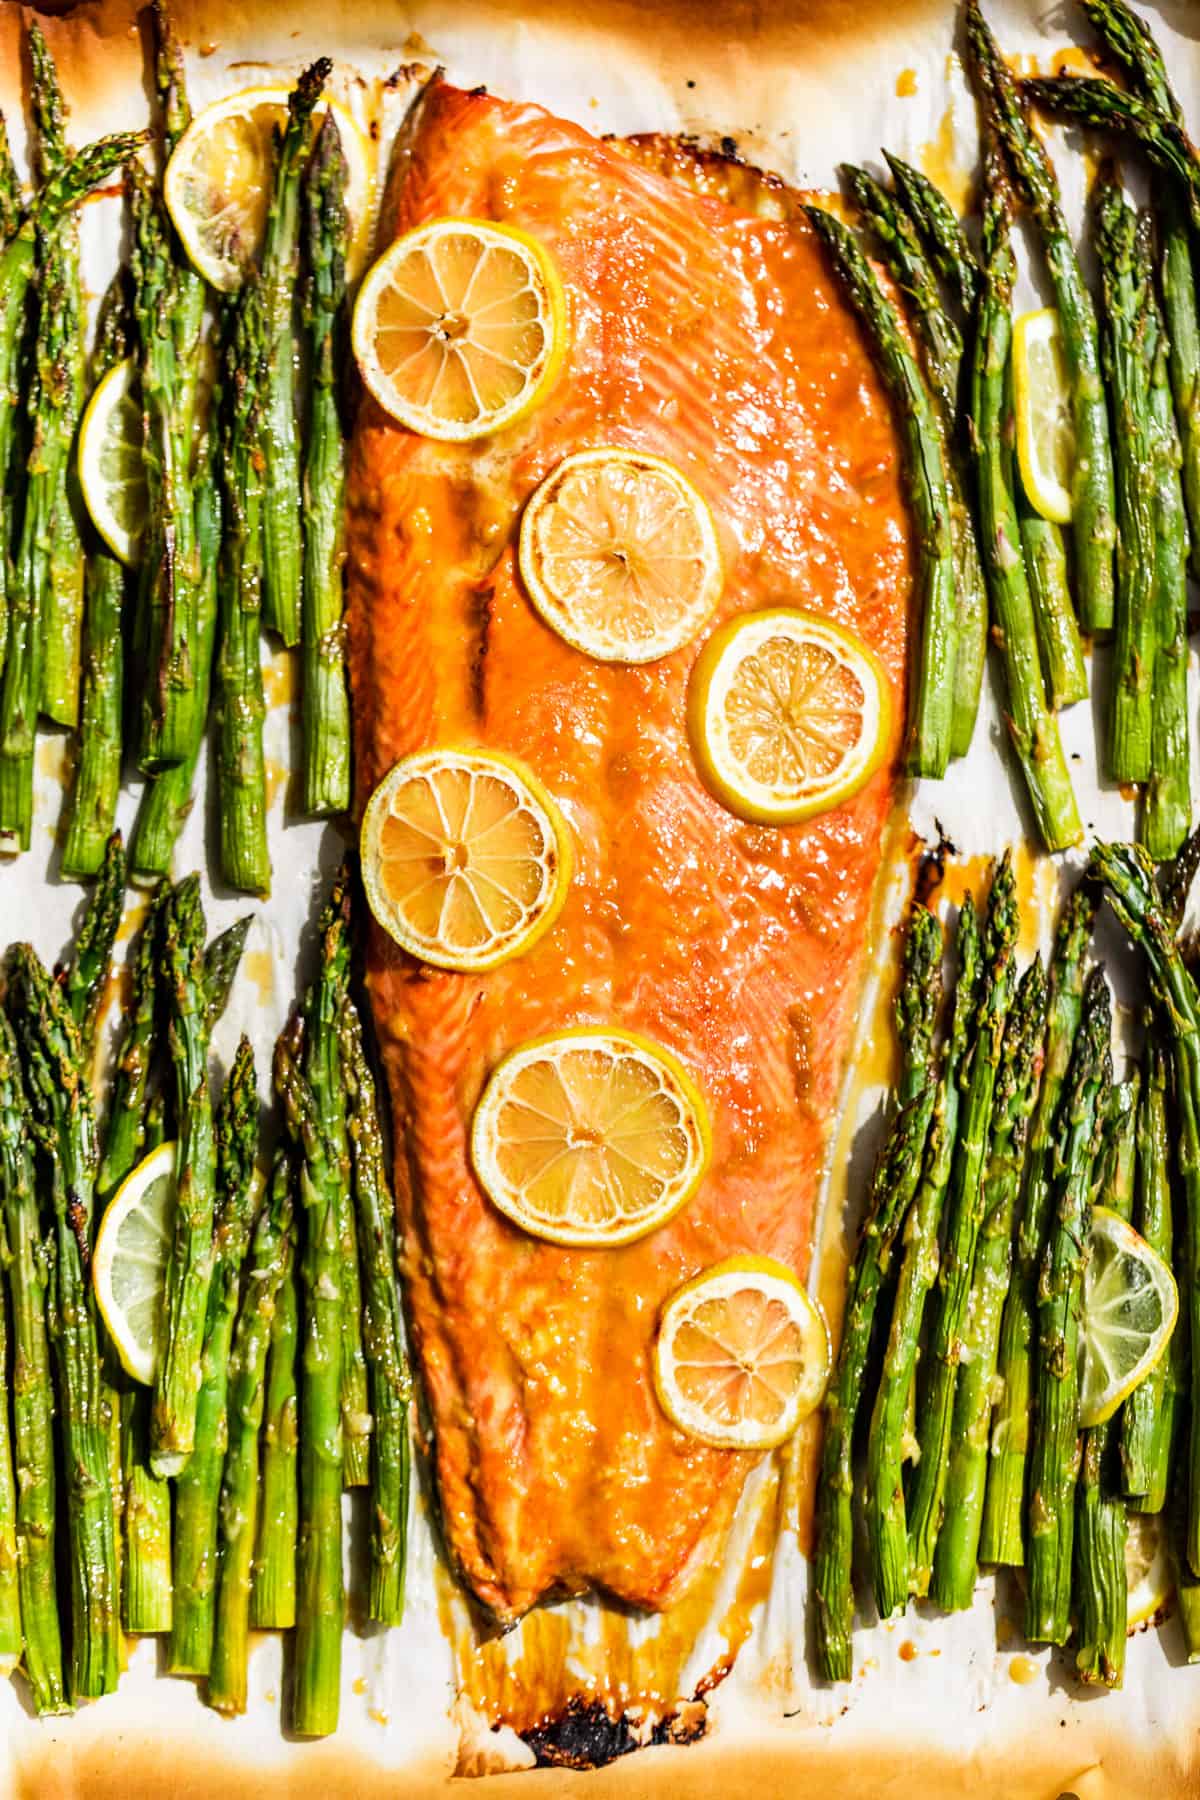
left=346, top=77, right=912, bottom=1625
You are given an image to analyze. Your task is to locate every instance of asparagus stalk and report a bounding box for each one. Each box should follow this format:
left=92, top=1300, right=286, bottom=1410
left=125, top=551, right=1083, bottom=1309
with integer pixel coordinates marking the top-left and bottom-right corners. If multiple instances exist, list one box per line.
left=984, top=890, right=1095, bottom=1566
left=1017, top=498, right=1088, bottom=712
left=169, top=1037, right=258, bottom=1676
left=0, top=1008, right=67, bottom=1711
left=260, top=60, right=330, bottom=647
left=209, top=1149, right=294, bottom=1713
left=7, top=946, right=119, bottom=1699
left=97, top=881, right=168, bottom=1199
left=1077, top=0, right=1200, bottom=580
left=118, top=1385, right=170, bottom=1635
left=305, top=873, right=370, bottom=1486
left=1171, top=1453, right=1200, bottom=1659
left=1088, top=840, right=1200, bottom=1572
left=301, top=109, right=352, bottom=815
left=907, top=851, right=1020, bottom=1593
left=134, top=5, right=207, bottom=771
left=1141, top=241, right=1191, bottom=862
left=218, top=276, right=271, bottom=895
left=0, top=1272, right=21, bottom=1677
left=0, top=114, right=19, bottom=246
left=275, top=1017, right=344, bottom=1736
left=883, top=151, right=981, bottom=319
left=61, top=271, right=130, bottom=879
left=203, top=914, right=253, bottom=1033
left=1122, top=1034, right=1183, bottom=1507
left=59, top=829, right=126, bottom=1066
left=28, top=24, right=86, bottom=737
left=151, top=876, right=217, bottom=1477
left=803, top=204, right=958, bottom=777
left=1023, top=76, right=1200, bottom=229
left=1025, top=967, right=1113, bottom=1644
left=966, top=1, right=1117, bottom=635
left=251, top=1209, right=299, bottom=1629
left=931, top=956, right=1048, bottom=1610
left=968, top=134, right=1081, bottom=852
left=1163, top=823, right=1200, bottom=931
left=867, top=900, right=972, bottom=1621
left=843, top=164, right=986, bottom=756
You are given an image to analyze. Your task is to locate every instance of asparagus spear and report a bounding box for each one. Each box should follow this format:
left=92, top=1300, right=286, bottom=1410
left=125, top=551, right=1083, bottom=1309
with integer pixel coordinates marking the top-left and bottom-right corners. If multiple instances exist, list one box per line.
left=1141, top=239, right=1191, bottom=862
left=1171, top=1453, right=1200, bottom=1659
left=28, top=24, right=86, bottom=737
left=97, top=881, right=168, bottom=1199
left=0, top=1272, right=21, bottom=1678
left=61, top=271, right=130, bottom=879
left=984, top=889, right=1095, bottom=1565
left=1077, top=0, right=1200, bottom=581
left=305, top=873, right=370, bottom=1486
left=0, top=1008, right=67, bottom=1711
left=1073, top=1071, right=1139, bottom=1687
left=203, top=914, right=253, bottom=1033
left=275, top=1017, right=344, bottom=1736
left=1025, top=966, right=1112, bottom=1645
left=169, top=1037, right=258, bottom=1676
left=209, top=1149, right=294, bottom=1713
left=1095, top=171, right=1156, bottom=785
left=151, top=876, right=217, bottom=1477
left=301, top=109, right=352, bottom=815
left=251, top=1210, right=299, bottom=1629
left=966, top=1, right=1117, bottom=635
left=1122, top=1035, right=1183, bottom=1508
left=843, top=164, right=986, bottom=755
left=58, top=829, right=126, bottom=1066
left=931, top=956, right=1048, bottom=1610
left=968, top=133, right=1081, bottom=852
left=0, top=114, right=19, bottom=246
left=135, top=3, right=207, bottom=771
left=907, top=851, right=1019, bottom=1593
left=1023, top=77, right=1200, bottom=229
left=803, top=204, right=958, bottom=778
left=883, top=151, right=981, bottom=319
left=260, top=60, right=330, bottom=647
left=1017, top=498, right=1088, bottom=712
left=218, top=276, right=271, bottom=895
left=1163, top=823, right=1200, bottom=932
left=1089, top=840, right=1200, bottom=1572
left=7, top=946, right=119, bottom=1699
left=866, top=900, right=971, bottom=1620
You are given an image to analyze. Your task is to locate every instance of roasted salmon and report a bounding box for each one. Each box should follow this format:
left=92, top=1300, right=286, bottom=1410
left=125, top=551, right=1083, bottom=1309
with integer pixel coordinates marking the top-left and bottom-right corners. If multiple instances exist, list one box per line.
left=346, top=77, right=911, bottom=1625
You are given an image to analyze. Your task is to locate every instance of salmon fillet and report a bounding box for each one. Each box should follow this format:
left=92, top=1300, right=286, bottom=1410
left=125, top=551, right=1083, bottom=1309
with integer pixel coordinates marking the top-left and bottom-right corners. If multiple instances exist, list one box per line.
left=346, top=78, right=911, bottom=1625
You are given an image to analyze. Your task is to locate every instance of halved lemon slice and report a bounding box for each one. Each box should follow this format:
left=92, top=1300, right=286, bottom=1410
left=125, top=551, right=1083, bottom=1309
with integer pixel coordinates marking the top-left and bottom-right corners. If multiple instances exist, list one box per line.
left=688, top=608, right=891, bottom=825
left=517, top=448, right=723, bottom=663
left=361, top=748, right=572, bottom=972
left=1079, top=1206, right=1179, bottom=1428
left=164, top=86, right=375, bottom=292
left=92, top=1141, right=176, bottom=1385
left=653, top=1254, right=829, bottom=1450
left=1014, top=307, right=1074, bottom=525
left=1126, top=1511, right=1169, bottom=1630
left=470, top=1026, right=710, bottom=1248
left=77, top=356, right=147, bottom=567
left=351, top=217, right=567, bottom=440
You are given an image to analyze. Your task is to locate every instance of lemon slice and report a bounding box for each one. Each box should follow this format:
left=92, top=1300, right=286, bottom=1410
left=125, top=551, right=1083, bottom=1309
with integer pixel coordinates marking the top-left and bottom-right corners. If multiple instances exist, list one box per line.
left=688, top=607, right=891, bottom=825
left=92, top=1141, right=176, bottom=1385
left=77, top=356, right=147, bottom=567
left=351, top=217, right=567, bottom=440
left=1079, top=1206, right=1179, bottom=1428
left=470, top=1026, right=711, bottom=1248
left=1014, top=307, right=1074, bottom=525
left=361, top=748, right=572, bottom=972
left=517, top=448, right=723, bottom=663
left=1126, top=1511, right=1169, bottom=1630
left=653, top=1254, right=829, bottom=1450
left=164, top=86, right=375, bottom=292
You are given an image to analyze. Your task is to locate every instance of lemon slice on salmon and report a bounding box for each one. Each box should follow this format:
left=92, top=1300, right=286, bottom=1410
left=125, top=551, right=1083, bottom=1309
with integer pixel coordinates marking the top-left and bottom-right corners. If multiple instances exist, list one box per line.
left=1014, top=307, right=1074, bottom=525
left=470, top=1026, right=711, bottom=1248
left=517, top=447, right=723, bottom=663
left=164, top=86, right=375, bottom=292
left=1079, top=1206, right=1178, bottom=1428
left=361, top=748, right=572, bottom=972
left=653, top=1254, right=830, bottom=1450
left=688, top=608, right=891, bottom=825
left=352, top=218, right=568, bottom=440
left=92, top=1141, right=176, bottom=1385
left=77, top=355, right=147, bottom=567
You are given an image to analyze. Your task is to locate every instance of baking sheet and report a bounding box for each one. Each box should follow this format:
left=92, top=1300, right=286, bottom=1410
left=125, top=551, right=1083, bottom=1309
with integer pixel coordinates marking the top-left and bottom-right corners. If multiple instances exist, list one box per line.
left=2, top=0, right=1200, bottom=1792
